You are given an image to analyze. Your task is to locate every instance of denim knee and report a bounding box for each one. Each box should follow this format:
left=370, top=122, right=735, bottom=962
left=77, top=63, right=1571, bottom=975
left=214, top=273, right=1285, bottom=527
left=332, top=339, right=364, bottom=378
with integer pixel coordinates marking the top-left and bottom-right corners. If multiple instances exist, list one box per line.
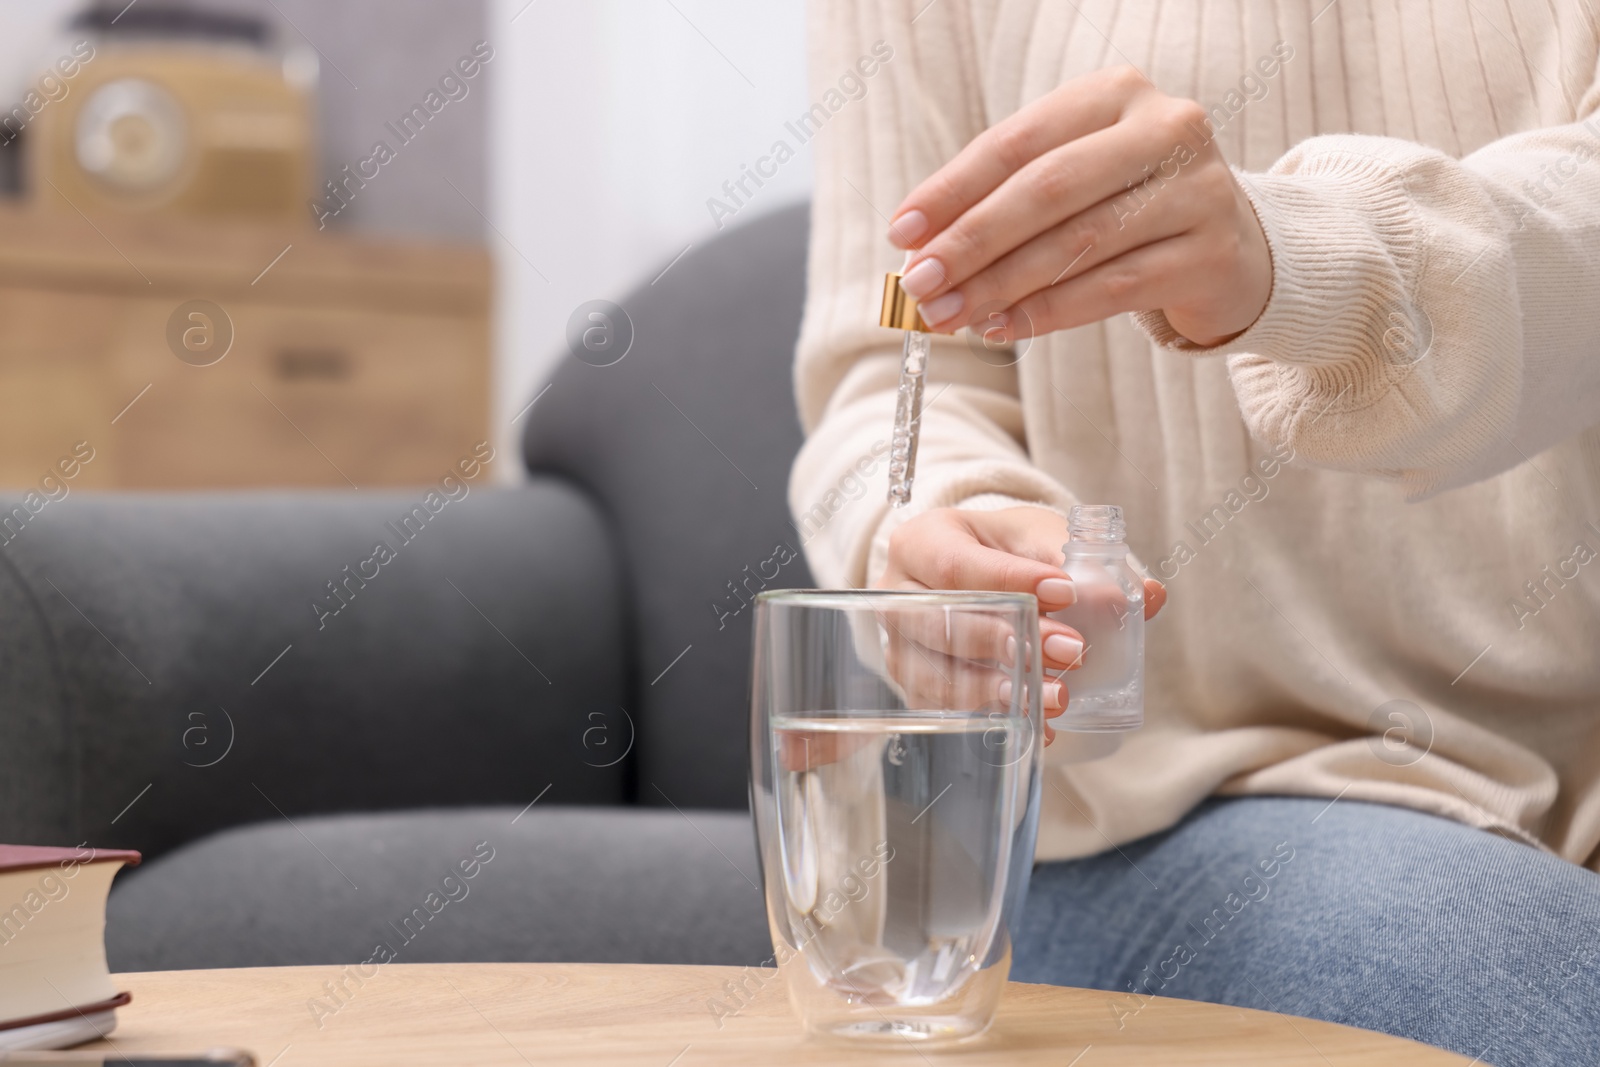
left=1014, top=797, right=1600, bottom=1067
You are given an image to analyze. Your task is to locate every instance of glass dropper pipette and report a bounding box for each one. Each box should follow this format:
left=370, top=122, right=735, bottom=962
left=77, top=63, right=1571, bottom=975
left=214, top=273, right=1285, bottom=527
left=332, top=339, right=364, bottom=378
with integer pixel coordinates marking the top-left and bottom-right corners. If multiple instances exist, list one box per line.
left=880, top=270, right=935, bottom=507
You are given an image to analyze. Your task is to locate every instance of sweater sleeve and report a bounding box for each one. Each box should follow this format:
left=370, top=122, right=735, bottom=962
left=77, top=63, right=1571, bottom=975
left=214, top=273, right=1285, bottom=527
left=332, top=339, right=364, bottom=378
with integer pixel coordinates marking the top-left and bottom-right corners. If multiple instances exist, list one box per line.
left=1134, top=58, right=1600, bottom=498
left=791, top=0, right=1074, bottom=590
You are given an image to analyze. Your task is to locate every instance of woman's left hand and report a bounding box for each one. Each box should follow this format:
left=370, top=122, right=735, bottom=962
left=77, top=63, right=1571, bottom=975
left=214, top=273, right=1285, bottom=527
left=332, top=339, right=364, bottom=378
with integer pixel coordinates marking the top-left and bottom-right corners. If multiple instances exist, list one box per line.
left=888, top=65, right=1272, bottom=348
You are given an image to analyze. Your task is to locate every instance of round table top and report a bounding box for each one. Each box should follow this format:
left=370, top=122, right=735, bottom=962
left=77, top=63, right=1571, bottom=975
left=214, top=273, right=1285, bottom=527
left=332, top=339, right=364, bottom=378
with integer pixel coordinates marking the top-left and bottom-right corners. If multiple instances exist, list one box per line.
left=90, top=963, right=1472, bottom=1066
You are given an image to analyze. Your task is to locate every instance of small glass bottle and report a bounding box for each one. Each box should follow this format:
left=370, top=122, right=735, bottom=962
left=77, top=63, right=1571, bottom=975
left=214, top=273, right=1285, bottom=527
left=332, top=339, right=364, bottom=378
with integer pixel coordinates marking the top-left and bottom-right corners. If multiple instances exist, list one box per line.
left=1049, top=504, right=1144, bottom=731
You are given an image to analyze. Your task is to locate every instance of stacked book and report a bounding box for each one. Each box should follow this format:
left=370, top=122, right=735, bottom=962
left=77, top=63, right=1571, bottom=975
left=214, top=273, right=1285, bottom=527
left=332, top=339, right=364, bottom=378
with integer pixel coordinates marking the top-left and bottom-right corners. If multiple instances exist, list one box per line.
left=0, top=845, right=140, bottom=1051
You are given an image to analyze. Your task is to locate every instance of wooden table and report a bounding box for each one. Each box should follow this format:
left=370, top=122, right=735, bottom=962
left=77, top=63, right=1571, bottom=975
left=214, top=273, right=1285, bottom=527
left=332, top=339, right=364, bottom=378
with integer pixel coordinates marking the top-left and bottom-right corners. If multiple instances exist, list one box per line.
left=92, top=964, right=1472, bottom=1065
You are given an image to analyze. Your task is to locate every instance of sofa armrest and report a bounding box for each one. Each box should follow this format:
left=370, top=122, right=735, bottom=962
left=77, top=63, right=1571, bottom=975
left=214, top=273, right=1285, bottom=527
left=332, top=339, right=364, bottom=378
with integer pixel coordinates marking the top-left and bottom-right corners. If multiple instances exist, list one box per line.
left=0, top=481, right=627, bottom=860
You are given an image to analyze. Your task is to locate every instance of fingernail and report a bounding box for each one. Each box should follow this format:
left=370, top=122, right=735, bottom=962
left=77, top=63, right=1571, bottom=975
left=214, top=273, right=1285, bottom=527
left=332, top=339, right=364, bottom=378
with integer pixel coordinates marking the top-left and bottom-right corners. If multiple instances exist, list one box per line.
left=1044, top=681, right=1064, bottom=709
left=1005, top=635, right=1017, bottom=666
left=920, top=290, right=964, bottom=326
left=998, top=679, right=1014, bottom=703
left=1036, top=578, right=1076, bottom=605
left=1045, top=634, right=1085, bottom=667
left=900, top=257, right=945, bottom=299
left=889, top=209, right=929, bottom=247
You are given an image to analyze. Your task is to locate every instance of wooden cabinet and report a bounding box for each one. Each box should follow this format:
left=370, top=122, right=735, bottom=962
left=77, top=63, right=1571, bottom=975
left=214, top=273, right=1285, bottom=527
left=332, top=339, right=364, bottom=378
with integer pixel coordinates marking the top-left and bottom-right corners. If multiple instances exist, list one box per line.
left=0, top=204, right=489, bottom=489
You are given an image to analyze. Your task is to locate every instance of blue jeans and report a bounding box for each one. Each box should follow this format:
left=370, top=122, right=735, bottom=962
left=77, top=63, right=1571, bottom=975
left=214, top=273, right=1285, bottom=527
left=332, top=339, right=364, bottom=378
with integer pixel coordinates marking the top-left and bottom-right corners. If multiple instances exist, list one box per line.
left=1012, top=797, right=1600, bottom=1067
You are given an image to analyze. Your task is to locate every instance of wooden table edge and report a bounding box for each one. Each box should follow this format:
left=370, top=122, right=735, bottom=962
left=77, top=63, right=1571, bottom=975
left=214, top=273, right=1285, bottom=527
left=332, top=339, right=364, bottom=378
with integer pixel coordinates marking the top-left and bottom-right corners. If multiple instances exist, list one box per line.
left=90, top=962, right=1476, bottom=1066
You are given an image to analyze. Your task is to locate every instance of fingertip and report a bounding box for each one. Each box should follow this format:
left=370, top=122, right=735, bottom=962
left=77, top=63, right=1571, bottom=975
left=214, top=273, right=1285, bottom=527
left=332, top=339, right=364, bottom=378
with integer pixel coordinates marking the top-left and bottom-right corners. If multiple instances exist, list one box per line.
left=1144, top=579, right=1167, bottom=619
left=916, top=290, right=963, bottom=331
left=889, top=208, right=930, bottom=249
left=1043, top=632, right=1085, bottom=671
left=1036, top=577, right=1076, bottom=606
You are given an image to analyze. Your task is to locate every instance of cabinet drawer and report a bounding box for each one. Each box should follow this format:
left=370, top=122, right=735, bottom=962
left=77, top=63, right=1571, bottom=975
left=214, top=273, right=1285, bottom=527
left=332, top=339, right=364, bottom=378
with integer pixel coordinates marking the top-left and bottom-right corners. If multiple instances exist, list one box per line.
left=106, top=298, right=490, bottom=488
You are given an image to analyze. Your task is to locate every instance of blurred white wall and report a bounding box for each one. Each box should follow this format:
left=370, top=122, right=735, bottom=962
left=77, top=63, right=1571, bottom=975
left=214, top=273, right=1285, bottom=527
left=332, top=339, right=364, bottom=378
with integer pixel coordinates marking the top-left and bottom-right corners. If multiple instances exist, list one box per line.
left=0, top=0, right=81, bottom=102
left=488, top=0, right=811, bottom=469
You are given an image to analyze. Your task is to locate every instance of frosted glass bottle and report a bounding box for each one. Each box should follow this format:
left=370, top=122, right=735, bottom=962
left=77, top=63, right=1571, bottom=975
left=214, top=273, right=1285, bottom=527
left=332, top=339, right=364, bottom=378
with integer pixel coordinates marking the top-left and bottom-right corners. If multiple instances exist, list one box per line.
left=1049, top=505, right=1144, bottom=731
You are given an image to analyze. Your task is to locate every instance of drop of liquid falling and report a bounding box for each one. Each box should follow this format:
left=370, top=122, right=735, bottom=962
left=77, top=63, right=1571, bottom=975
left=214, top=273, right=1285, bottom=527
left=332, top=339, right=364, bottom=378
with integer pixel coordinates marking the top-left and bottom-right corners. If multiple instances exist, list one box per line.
left=887, top=733, right=907, bottom=766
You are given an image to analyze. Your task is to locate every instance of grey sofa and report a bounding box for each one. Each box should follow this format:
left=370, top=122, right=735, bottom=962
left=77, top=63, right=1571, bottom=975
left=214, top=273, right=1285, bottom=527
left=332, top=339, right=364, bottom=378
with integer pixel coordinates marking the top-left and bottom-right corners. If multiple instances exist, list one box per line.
left=0, top=203, right=814, bottom=970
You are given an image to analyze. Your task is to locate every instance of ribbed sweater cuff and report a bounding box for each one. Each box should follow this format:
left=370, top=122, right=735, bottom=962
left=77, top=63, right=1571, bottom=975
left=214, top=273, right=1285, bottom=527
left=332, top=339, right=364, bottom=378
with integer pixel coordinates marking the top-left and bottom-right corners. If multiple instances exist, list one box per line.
left=1132, top=160, right=1419, bottom=368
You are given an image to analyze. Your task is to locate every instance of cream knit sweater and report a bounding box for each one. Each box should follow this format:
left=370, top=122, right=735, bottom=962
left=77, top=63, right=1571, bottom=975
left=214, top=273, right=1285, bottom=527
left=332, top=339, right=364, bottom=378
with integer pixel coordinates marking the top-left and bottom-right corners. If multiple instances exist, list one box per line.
left=790, top=0, right=1600, bottom=868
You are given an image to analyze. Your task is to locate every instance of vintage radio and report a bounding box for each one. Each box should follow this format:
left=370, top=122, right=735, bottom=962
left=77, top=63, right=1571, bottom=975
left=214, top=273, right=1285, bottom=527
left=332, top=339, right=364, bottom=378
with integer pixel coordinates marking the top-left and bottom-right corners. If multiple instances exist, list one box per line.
left=24, top=3, right=315, bottom=223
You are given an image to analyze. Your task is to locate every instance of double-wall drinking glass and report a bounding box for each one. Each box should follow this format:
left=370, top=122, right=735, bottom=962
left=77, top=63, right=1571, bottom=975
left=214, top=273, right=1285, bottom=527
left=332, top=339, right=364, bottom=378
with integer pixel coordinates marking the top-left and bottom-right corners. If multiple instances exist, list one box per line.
left=750, top=590, right=1045, bottom=1044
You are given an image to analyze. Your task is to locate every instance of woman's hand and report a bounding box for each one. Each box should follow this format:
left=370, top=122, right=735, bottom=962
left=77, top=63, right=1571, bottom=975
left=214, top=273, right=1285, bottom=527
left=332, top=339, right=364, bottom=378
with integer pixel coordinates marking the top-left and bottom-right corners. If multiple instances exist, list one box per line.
left=888, top=65, right=1271, bottom=348
left=779, top=506, right=1166, bottom=769
left=874, top=506, right=1165, bottom=744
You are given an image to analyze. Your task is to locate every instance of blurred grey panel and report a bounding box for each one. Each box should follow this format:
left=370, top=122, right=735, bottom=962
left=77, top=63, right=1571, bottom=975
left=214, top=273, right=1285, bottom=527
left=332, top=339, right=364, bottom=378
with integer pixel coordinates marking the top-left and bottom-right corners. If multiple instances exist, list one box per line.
left=209, top=0, right=489, bottom=239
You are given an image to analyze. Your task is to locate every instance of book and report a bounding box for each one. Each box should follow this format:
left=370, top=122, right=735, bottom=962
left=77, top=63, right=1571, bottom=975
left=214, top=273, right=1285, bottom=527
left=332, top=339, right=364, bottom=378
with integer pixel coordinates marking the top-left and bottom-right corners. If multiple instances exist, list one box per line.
left=0, top=1008, right=121, bottom=1053
left=0, top=845, right=140, bottom=1051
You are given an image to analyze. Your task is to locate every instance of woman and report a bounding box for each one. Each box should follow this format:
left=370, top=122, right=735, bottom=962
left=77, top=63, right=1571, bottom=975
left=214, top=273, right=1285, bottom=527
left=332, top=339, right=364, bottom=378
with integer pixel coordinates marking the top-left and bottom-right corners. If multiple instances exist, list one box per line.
left=790, top=1, right=1600, bottom=1063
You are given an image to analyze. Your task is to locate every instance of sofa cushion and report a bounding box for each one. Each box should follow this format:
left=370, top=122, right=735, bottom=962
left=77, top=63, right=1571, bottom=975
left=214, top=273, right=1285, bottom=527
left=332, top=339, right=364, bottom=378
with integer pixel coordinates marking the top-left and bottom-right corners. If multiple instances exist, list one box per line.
left=106, top=807, right=770, bottom=972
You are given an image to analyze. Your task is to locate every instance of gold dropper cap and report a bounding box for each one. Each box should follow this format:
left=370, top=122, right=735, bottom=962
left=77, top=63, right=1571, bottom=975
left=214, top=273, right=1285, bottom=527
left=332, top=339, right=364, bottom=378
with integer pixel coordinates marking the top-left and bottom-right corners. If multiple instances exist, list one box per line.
left=880, top=272, right=932, bottom=332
